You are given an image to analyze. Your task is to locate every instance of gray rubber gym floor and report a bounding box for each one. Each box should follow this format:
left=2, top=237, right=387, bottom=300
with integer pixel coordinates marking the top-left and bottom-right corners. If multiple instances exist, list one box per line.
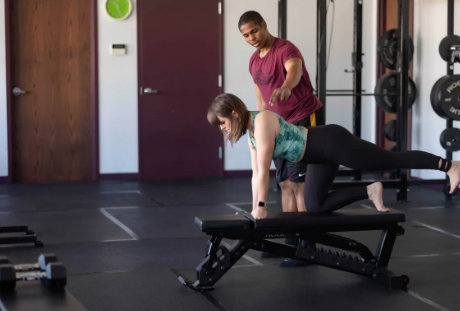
left=0, top=177, right=459, bottom=311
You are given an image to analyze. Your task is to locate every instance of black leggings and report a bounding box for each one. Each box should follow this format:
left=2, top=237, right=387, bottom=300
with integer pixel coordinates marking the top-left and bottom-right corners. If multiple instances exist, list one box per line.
left=301, top=124, right=443, bottom=213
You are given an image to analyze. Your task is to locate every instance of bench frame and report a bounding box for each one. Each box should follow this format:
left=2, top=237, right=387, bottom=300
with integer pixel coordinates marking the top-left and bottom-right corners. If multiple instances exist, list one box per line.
left=178, top=209, right=409, bottom=290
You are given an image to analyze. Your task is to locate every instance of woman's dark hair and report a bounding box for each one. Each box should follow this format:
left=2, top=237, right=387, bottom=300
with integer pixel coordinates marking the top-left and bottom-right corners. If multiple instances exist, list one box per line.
left=207, top=93, right=249, bottom=144
left=238, top=11, right=264, bottom=29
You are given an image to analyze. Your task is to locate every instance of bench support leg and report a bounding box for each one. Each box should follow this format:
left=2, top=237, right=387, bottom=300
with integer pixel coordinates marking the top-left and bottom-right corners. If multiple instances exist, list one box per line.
left=179, top=226, right=409, bottom=290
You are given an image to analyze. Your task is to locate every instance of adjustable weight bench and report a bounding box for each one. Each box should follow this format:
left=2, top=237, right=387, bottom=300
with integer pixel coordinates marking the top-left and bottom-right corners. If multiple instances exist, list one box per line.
left=178, top=208, right=409, bottom=290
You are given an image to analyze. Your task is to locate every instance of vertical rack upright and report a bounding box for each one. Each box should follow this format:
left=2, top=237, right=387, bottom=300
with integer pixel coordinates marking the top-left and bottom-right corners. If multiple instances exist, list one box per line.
left=278, top=0, right=287, bottom=39
left=395, top=0, right=410, bottom=200
left=445, top=0, right=454, bottom=199
left=352, top=0, right=363, bottom=180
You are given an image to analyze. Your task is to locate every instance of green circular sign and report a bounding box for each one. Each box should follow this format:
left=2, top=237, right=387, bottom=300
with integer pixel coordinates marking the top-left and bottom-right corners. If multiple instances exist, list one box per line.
left=106, top=0, right=132, bottom=20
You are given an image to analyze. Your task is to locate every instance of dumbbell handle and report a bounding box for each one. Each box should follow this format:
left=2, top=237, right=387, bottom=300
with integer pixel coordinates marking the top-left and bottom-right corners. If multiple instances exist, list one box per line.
left=16, top=272, right=66, bottom=282
left=16, top=270, right=46, bottom=281
left=16, top=265, right=67, bottom=281
left=14, top=263, right=40, bottom=272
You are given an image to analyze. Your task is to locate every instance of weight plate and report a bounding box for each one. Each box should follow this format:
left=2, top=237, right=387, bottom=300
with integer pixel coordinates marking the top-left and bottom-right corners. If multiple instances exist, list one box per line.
left=430, top=76, right=449, bottom=118
left=384, top=120, right=398, bottom=141
left=430, top=75, right=460, bottom=120
left=440, top=127, right=460, bottom=152
left=377, top=29, right=414, bottom=69
left=439, top=34, right=460, bottom=62
left=374, top=72, right=417, bottom=113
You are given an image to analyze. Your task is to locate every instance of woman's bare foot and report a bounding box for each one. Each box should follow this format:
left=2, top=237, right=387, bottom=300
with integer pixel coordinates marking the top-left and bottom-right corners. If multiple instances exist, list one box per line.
left=447, top=161, right=460, bottom=194
left=367, top=182, right=390, bottom=212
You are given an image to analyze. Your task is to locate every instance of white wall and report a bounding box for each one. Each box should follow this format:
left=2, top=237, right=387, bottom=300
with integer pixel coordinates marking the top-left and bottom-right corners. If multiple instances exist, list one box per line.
left=361, top=0, right=378, bottom=143
left=289, top=0, right=377, bottom=142
left=223, top=0, right=278, bottom=171
left=98, top=0, right=139, bottom=174
left=287, top=0, right=317, bottom=85
left=0, top=0, right=7, bottom=177
left=412, top=0, right=460, bottom=179
left=321, top=0, right=354, bottom=129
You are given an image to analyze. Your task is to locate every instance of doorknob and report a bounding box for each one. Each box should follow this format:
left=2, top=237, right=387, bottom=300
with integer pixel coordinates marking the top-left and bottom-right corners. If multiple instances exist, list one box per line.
left=143, top=87, right=158, bottom=94
left=12, top=86, right=27, bottom=96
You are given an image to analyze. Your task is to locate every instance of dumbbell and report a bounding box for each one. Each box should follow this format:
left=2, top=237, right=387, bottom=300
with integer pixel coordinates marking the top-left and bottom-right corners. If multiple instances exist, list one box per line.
left=0, top=254, right=67, bottom=290
left=11, top=253, right=58, bottom=273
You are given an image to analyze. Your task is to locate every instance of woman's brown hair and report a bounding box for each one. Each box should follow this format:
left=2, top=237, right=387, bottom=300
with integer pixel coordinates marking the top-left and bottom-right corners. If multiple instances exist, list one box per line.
left=207, top=93, right=249, bottom=144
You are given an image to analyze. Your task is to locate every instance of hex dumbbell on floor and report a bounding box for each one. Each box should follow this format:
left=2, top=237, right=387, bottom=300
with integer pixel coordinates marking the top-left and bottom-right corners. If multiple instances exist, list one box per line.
left=0, top=253, right=67, bottom=290
left=14, top=253, right=57, bottom=272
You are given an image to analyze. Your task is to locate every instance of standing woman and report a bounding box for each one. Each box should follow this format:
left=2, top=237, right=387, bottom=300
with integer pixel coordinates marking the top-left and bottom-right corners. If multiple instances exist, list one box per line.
left=207, top=93, right=460, bottom=219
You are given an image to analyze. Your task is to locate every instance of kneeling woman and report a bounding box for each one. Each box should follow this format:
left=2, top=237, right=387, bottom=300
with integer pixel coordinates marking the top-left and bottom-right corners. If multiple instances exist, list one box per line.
left=208, top=93, right=460, bottom=219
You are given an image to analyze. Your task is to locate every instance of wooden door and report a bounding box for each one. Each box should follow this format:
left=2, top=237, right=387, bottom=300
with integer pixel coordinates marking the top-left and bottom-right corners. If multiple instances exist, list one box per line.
left=9, top=0, right=94, bottom=183
left=138, top=0, right=224, bottom=179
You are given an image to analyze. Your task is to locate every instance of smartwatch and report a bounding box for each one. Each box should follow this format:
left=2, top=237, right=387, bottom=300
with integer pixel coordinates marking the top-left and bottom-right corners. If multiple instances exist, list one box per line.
left=258, top=201, right=266, bottom=208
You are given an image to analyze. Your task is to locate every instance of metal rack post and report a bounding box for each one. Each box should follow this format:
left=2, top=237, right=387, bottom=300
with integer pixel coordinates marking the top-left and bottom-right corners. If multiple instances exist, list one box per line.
left=316, top=0, right=327, bottom=125
left=352, top=0, right=363, bottom=139
left=352, top=0, right=363, bottom=180
left=395, top=0, right=409, bottom=201
left=278, top=0, right=287, bottom=39
left=445, top=0, right=454, bottom=199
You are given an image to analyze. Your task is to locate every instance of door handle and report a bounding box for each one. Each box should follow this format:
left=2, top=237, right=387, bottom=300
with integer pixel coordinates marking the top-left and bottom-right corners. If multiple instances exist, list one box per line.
left=12, top=86, right=27, bottom=96
left=143, top=87, right=158, bottom=94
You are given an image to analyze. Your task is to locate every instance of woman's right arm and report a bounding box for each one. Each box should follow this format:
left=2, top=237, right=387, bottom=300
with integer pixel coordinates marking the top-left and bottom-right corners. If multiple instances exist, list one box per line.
left=251, top=112, right=277, bottom=219
left=249, top=137, right=259, bottom=212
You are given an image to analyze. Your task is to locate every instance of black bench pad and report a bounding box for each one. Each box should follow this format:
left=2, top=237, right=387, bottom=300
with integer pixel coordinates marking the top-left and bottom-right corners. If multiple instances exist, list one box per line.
left=195, top=208, right=405, bottom=232
left=195, top=214, right=253, bottom=231
left=256, top=208, right=405, bottom=229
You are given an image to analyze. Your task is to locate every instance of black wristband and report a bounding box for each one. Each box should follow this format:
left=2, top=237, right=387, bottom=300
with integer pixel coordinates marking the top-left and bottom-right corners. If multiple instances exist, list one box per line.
left=440, top=158, right=452, bottom=172
left=258, top=201, right=266, bottom=207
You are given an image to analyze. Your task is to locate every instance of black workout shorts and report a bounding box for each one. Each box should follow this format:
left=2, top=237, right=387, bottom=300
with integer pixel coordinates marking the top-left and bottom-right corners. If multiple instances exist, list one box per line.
left=274, top=114, right=316, bottom=183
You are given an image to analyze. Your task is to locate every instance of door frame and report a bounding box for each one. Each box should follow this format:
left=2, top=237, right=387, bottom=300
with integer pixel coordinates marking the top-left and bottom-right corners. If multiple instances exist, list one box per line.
left=4, top=0, right=99, bottom=182
left=136, top=0, right=225, bottom=179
